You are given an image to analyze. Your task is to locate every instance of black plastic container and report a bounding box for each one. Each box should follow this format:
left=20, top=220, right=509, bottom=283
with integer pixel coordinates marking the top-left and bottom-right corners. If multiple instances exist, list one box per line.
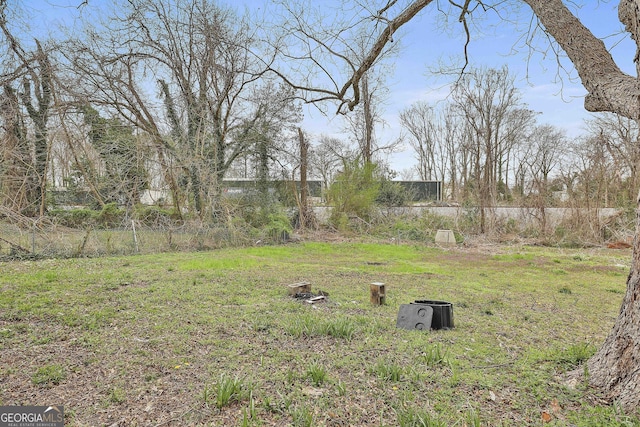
left=412, top=300, right=454, bottom=329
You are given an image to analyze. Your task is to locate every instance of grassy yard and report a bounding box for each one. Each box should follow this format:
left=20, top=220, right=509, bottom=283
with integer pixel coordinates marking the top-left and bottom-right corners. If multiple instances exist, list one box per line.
left=0, top=241, right=638, bottom=426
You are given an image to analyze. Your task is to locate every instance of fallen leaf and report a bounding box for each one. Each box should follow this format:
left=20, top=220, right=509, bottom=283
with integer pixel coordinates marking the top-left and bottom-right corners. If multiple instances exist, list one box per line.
left=488, top=391, right=496, bottom=401
left=551, top=398, right=561, bottom=413
left=541, top=411, right=552, bottom=423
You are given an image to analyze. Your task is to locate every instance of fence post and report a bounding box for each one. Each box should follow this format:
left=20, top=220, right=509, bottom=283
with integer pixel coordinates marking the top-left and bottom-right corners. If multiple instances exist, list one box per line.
left=131, top=220, right=139, bottom=253
left=32, top=221, right=36, bottom=254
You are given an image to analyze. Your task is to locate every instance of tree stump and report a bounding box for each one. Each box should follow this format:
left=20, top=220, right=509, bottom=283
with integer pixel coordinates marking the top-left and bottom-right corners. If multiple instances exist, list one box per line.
left=288, top=282, right=311, bottom=296
left=370, top=282, right=386, bottom=305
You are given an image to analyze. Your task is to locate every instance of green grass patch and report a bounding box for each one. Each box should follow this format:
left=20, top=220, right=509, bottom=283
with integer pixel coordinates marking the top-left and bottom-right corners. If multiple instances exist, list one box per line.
left=0, top=242, right=636, bottom=426
left=203, top=375, right=251, bottom=409
left=31, top=364, right=66, bottom=386
left=372, top=359, right=403, bottom=382
left=305, top=362, right=327, bottom=386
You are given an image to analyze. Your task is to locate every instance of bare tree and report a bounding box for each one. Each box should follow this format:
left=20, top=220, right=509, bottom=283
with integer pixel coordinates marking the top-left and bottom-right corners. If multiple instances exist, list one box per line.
left=342, top=72, right=387, bottom=164
left=568, top=134, right=616, bottom=210
left=63, top=0, right=285, bottom=219
left=399, top=101, right=438, bottom=181
left=310, top=134, right=354, bottom=190
left=0, top=3, right=53, bottom=216
left=0, top=84, right=29, bottom=212
left=519, top=124, right=566, bottom=232
left=270, top=0, right=640, bottom=409
left=232, top=80, right=302, bottom=200
left=586, top=113, right=640, bottom=205
left=451, top=66, right=535, bottom=232
left=399, top=101, right=463, bottom=197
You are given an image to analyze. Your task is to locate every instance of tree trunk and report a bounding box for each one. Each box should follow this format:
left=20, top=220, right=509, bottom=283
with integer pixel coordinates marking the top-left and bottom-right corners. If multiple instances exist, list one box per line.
left=585, top=189, right=640, bottom=408
left=297, top=127, right=314, bottom=229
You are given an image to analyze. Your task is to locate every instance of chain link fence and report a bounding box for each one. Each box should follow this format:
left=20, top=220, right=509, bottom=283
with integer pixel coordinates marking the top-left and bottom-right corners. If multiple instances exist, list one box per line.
left=0, top=219, right=276, bottom=259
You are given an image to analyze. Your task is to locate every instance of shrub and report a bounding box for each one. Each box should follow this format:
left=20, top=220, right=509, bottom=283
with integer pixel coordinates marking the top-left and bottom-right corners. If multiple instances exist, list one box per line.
left=97, top=203, right=125, bottom=228
left=327, top=160, right=380, bottom=227
left=50, top=208, right=98, bottom=228
left=134, top=205, right=179, bottom=227
left=377, top=180, right=411, bottom=207
left=263, top=212, right=293, bottom=243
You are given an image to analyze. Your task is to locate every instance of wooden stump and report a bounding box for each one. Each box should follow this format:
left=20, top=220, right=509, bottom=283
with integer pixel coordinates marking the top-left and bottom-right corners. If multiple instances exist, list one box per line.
left=288, top=282, right=311, bottom=295
left=370, top=282, right=386, bottom=305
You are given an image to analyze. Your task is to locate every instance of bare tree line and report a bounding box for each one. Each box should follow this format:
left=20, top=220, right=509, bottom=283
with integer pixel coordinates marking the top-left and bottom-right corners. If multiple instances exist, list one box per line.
left=399, top=65, right=640, bottom=231
left=0, top=0, right=637, bottom=230
left=1, top=0, right=304, bottom=221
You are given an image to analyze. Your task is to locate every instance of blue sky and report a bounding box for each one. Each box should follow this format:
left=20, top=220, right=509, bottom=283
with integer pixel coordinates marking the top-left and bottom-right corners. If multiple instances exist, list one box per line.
left=16, top=0, right=637, bottom=175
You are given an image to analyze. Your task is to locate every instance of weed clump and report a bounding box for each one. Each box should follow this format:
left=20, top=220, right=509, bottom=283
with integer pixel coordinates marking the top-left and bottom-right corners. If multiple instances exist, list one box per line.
left=203, top=375, right=251, bottom=409
left=32, top=364, right=66, bottom=386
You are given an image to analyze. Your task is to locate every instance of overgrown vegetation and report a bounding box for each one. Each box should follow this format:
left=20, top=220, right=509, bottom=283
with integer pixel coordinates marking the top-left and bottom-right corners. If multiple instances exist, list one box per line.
left=326, top=160, right=381, bottom=230
left=0, top=242, right=636, bottom=425
left=1, top=199, right=634, bottom=259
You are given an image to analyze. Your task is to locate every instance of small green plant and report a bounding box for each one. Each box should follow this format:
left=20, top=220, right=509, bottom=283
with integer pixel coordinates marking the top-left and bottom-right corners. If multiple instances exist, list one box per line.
left=32, top=364, right=66, bottom=385
left=372, top=360, right=403, bottom=382
left=108, top=387, right=126, bottom=404
left=240, top=392, right=259, bottom=427
left=553, top=343, right=597, bottom=370
left=396, top=407, right=445, bottom=427
left=286, top=314, right=317, bottom=338
left=421, top=344, right=451, bottom=368
left=324, top=317, right=356, bottom=340
left=290, top=405, right=314, bottom=427
left=0, top=328, right=14, bottom=339
left=306, top=363, right=327, bottom=387
left=203, top=375, right=249, bottom=409
left=465, top=409, right=482, bottom=427
left=144, top=373, right=159, bottom=382
left=287, top=315, right=356, bottom=340
left=263, top=395, right=292, bottom=415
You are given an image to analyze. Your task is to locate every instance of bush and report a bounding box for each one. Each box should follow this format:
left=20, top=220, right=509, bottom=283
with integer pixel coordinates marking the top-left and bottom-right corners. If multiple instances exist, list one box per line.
left=377, top=180, right=411, bottom=207
left=97, top=203, right=125, bottom=228
left=50, top=208, right=98, bottom=228
left=134, top=205, right=180, bottom=227
left=327, top=160, right=380, bottom=228
left=262, top=212, right=293, bottom=243
left=49, top=203, right=125, bottom=229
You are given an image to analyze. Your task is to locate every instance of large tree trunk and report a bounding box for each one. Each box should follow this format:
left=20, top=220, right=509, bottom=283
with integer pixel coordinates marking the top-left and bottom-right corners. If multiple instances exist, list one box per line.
left=585, top=190, right=640, bottom=408
left=524, top=0, right=640, bottom=411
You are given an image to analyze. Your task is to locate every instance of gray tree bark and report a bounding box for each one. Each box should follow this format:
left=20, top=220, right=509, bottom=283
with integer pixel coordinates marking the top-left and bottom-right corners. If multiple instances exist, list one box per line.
left=525, top=0, right=640, bottom=410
